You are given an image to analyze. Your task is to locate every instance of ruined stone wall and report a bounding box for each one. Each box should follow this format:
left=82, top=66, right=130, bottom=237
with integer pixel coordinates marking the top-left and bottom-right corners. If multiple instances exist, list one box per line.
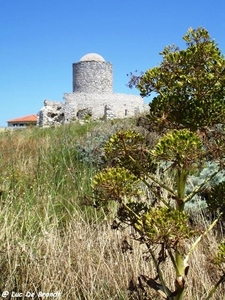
left=63, top=92, right=147, bottom=122
left=37, top=100, right=64, bottom=127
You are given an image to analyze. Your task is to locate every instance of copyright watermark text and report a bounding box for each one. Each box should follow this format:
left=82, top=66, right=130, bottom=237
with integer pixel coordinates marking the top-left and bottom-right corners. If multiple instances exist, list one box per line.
left=1, top=291, right=61, bottom=298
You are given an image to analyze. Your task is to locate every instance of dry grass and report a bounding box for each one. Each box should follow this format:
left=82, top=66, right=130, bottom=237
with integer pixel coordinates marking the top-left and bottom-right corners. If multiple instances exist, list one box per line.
left=0, top=123, right=224, bottom=300
left=0, top=211, right=224, bottom=299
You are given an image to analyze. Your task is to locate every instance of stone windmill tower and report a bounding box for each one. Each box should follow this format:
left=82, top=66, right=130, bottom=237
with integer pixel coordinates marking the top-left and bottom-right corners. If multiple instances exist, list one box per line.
left=37, top=53, right=147, bottom=126
left=73, top=53, right=113, bottom=94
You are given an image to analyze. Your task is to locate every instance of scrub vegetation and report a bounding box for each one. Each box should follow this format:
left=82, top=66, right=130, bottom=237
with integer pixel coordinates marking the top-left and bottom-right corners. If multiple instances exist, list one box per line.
left=0, top=119, right=223, bottom=300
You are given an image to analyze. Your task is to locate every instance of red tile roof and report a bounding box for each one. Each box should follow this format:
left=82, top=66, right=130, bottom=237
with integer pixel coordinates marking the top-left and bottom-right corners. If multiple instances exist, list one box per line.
left=7, top=115, right=38, bottom=123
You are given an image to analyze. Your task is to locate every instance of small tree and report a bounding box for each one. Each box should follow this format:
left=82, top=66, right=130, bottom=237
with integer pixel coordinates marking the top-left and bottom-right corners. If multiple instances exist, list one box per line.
left=129, top=27, right=225, bottom=131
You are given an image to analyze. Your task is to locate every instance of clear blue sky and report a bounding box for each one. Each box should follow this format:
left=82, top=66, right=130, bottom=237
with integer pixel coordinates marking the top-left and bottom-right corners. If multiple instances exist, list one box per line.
left=1, top=0, right=225, bottom=126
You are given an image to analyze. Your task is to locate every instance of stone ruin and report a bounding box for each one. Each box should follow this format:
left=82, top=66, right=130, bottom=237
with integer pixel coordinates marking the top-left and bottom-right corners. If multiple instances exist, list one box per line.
left=37, top=53, right=148, bottom=126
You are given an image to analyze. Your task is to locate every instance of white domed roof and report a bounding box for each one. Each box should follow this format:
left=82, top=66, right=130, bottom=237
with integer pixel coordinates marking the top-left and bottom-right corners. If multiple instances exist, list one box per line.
left=79, top=53, right=105, bottom=62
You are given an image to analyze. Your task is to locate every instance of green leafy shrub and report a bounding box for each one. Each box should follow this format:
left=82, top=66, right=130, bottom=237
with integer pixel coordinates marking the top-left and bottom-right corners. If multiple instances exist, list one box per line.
left=129, top=27, right=225, bottom=132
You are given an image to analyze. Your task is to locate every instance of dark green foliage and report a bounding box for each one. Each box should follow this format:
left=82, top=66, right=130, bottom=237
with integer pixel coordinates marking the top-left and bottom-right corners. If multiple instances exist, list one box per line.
left=205, top=181, right=225, bottom=218
left=129, top=27, right=225, bottom=131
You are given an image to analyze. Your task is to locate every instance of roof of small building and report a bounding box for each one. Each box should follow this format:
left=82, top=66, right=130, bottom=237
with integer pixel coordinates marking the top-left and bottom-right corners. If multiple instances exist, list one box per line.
left=7, top=114, right=38, bottom=123
left=79, top=53, right=105, bottom=62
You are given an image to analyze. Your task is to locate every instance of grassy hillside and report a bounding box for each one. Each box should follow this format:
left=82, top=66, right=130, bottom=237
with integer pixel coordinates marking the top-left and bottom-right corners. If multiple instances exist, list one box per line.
left=0, top=121, right=224, bottom=299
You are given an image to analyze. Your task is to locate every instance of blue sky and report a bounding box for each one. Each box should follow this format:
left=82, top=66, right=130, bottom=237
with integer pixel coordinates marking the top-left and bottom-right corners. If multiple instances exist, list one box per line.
left=1, top=0, right=225, bottom=126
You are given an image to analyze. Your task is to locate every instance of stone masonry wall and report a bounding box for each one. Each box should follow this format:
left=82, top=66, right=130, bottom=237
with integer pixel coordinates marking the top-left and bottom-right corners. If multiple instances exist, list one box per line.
left=73, top=61, right=113, bottom=94
left=63, top=92, right=147, bottom=122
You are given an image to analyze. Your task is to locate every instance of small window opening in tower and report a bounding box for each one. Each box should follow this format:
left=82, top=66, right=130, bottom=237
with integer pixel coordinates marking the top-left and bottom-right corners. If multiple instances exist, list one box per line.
left=125, top=109, right=128, bottom=116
